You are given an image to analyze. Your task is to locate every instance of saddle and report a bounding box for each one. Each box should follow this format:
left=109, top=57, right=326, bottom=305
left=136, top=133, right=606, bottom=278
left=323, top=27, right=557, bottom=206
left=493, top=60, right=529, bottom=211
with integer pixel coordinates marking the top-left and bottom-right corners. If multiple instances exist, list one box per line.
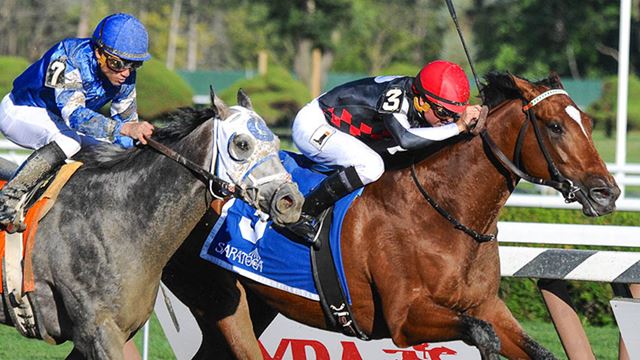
left=0, top=161, right=82, bottom=339
left=202, top=151, right=369, bottom=339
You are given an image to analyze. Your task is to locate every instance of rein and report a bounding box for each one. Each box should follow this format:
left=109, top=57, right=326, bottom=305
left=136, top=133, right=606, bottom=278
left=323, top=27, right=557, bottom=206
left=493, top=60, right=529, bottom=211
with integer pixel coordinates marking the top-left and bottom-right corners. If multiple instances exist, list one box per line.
left=412, top=89, right=580, bottom=243
left=410, top=164, right=496, bottom=242
left=145, top=137, right=238, bottom=198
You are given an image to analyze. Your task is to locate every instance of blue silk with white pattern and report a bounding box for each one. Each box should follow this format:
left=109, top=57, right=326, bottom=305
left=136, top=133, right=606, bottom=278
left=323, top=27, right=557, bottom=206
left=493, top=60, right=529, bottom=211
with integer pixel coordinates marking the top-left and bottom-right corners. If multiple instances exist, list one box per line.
left=200, top=151, right=362, bottom=302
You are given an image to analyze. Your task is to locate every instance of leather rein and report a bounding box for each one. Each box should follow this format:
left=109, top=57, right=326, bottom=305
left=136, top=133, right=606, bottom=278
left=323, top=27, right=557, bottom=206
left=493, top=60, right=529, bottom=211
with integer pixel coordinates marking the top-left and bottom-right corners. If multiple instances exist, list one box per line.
left=145, top=137, right=239, bottom=198
left=411, top=89, right=582, bottom=243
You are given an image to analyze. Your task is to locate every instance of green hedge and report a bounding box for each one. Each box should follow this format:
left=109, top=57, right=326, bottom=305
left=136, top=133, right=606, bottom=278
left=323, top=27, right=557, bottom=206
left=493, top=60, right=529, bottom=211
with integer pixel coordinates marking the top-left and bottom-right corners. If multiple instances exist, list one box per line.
left=500, top=207, right=640, bottom=326
left=135, top=58, right=194, bottom=120
left=219, top=63, right=311, bottom=126
left=0, top=56, right=30, bottom=97
left=589, top=74, right=640, bottom=133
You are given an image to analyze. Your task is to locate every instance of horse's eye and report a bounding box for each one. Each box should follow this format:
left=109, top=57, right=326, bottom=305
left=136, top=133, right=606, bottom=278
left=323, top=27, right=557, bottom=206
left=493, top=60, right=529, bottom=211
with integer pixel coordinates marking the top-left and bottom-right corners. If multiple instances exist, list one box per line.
left=547, top=122, right=563, bottom=135
left=229, top=133, right=255, bottom=161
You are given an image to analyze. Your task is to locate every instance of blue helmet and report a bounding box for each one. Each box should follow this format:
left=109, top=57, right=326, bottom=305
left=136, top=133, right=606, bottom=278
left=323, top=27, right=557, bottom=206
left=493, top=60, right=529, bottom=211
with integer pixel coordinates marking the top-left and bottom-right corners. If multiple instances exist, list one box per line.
left=92, top=13, right=151, bottom=62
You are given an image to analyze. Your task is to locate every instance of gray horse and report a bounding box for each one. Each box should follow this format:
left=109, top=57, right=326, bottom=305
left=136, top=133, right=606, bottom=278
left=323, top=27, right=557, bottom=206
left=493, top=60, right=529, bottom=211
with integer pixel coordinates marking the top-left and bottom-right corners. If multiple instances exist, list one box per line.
left=0, top=90, right=303, bottom=360
left=0, top=157, right=16, bottom=181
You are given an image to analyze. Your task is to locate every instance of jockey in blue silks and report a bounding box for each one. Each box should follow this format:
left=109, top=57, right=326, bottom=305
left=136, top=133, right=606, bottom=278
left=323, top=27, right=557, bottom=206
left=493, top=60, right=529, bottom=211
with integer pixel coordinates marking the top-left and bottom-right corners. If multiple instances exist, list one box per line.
left=0, top=13, right=155, bottom=233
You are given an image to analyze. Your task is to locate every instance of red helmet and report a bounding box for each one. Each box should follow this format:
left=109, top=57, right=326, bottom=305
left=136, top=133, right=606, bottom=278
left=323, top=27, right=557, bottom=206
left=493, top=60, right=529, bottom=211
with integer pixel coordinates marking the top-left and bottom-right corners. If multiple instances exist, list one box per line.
left=412, top=60, right=470, bottom=114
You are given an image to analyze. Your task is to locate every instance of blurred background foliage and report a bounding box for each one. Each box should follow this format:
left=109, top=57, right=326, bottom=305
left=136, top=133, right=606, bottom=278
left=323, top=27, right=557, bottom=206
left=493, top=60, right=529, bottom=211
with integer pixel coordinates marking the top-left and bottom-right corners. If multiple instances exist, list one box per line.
left=135, top=58, right=194, bottom=119
left=218, top=63, right=311, bottom=126
left=1, top=0, right=639, bottom=126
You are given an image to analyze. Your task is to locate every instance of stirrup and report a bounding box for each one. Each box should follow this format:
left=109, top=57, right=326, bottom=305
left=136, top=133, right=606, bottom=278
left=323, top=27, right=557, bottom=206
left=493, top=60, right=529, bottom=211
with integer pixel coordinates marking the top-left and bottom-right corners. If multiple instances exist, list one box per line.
left=285, top=210, right=329, bottom=247
left=3, top=218, right=27, bottom=234
left=0, top=195, right=28, bottom=234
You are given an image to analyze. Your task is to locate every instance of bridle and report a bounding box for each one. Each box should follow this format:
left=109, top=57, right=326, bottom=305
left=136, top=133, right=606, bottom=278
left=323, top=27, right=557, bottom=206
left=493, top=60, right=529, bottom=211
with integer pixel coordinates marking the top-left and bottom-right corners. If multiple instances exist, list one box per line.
left=145, top=112, right=291, bottom=216
left=145, top=136, right=238, bottom=198
left=481, top=89, right=582, bottom=202
left=411, top=89, right=585, bottom=243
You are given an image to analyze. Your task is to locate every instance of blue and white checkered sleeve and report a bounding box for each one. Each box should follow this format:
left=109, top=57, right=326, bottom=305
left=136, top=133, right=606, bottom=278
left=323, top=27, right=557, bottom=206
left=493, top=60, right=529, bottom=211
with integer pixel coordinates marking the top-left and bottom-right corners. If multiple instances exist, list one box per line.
left=55, top=65, right=119, bottom=141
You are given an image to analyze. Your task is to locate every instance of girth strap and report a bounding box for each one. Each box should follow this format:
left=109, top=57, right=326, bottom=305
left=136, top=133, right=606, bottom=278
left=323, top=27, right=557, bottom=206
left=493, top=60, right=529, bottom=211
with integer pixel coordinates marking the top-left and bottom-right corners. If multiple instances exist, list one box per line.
left=310, top=208, right=370, bottom=340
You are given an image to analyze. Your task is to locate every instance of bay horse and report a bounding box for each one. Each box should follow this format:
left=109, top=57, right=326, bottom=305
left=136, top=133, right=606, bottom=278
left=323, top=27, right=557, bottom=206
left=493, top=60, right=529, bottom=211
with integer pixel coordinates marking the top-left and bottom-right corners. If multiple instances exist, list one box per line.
left=0, top=90, right=304, bottom=360
left=162, top=73, right=620, bottom=359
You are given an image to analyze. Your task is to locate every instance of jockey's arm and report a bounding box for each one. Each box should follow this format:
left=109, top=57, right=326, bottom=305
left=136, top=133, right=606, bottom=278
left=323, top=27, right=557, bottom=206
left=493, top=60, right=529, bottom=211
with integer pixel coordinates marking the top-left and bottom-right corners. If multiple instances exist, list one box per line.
left=383, top=113, right=461, bottom=151
left=110, top=85, right=154, bottom=145
left=55, top=84, right=152, bottom=148
left=56, top=87, right=124, bottom=143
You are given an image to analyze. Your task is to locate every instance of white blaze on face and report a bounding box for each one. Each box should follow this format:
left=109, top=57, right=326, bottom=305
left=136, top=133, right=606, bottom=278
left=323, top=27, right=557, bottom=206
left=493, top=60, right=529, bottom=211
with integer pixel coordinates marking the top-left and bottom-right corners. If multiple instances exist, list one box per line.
left=565, top=105, right=586, bottom=136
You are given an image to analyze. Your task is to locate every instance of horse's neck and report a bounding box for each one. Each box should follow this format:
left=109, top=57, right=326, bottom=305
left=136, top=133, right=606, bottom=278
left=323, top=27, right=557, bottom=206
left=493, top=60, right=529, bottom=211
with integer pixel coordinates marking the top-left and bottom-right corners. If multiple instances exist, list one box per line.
left=67, top=121, right=214, bottom=269
left=403, top=101, right=523, bottom=234
left=136, top=122, right=214, bottom=258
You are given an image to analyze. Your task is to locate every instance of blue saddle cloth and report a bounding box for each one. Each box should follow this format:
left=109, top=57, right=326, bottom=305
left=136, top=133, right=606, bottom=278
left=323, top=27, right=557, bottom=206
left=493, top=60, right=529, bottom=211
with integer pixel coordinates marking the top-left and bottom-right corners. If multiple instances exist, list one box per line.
left=200, top=151, right=362, bottom=302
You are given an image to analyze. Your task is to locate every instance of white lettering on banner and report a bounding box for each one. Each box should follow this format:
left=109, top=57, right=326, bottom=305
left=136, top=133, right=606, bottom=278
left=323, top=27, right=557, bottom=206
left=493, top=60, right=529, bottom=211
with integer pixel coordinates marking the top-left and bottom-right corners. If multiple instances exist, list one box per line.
left=239, top=215, right=267, bottom=244
left=214, top=242, right=264, bottom=272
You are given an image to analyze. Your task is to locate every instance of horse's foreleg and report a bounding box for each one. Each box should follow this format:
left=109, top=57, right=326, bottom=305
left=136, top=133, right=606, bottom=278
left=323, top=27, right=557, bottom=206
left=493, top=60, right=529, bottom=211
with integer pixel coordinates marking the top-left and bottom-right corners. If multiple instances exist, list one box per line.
left=387, top=298, right=500, bottom=360
left=215, top=282, right=263, bottom=360
left=470, top=297, right=556, bottom=359
left=72, top=318, right=126, bottom=360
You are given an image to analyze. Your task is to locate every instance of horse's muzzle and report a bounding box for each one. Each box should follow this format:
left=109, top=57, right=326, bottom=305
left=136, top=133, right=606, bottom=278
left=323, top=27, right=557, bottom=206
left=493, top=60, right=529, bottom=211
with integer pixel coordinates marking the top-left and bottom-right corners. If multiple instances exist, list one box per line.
left=577, top=175, right=620, bottom=217
left=269, top=182, right=303, bottom=226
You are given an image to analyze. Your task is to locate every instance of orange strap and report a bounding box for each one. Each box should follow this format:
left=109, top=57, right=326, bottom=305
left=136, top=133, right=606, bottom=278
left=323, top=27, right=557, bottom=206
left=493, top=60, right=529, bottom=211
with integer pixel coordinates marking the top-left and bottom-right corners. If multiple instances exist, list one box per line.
left=0, top=180, right=6, bottom=293
left=0, top=231, right=5, bottom=293
left=21, top=199, right=49, bottom=292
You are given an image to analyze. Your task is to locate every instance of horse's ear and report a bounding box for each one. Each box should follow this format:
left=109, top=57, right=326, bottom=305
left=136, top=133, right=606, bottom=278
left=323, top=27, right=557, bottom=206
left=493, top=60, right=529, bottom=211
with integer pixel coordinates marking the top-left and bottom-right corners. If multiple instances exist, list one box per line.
left=548, top=72, right=564, bottom=89
left=209, top=85, right=231, bottom=119
left=509, top=74, right=538, bottom=100
left=237, top=88, right=254, bottom=110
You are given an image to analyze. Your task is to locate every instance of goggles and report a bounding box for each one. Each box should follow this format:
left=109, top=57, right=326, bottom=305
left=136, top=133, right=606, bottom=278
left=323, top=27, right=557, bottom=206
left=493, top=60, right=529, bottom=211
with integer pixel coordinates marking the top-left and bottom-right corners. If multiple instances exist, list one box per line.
left=427, top=99, right=460, bottom=122
left=414, top=97, right=460, bottom=123
left=99, top=49, right=143, bottom=73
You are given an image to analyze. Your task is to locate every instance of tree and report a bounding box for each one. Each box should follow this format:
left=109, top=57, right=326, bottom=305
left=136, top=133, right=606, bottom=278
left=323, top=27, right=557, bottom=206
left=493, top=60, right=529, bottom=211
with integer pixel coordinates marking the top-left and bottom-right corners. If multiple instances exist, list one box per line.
left=331, top=0, right=447, bottom=74
left=472, top=0, right=638, bottom=78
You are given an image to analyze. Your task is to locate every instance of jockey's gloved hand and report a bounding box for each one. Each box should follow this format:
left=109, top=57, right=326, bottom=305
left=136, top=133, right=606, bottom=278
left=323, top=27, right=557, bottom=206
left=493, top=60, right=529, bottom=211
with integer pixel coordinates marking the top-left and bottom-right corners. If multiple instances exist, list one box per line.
left=470, top=106, right=489, bottom=135
left=121, top=121, right=155, bottom=145
left=457, top=105, right=482, bottom=133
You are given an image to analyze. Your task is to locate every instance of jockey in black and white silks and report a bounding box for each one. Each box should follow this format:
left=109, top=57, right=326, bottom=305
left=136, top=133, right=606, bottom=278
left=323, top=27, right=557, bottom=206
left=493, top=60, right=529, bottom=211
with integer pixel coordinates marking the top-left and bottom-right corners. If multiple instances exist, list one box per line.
left=287, top=60, right=483, bottom=244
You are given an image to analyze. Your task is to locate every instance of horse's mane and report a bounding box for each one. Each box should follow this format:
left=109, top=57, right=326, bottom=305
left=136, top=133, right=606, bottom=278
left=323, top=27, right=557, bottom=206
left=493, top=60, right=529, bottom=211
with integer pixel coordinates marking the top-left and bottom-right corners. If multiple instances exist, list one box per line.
left=74, top=107, right=215, bottom=169
left=480, top=71, right=562, bottom=109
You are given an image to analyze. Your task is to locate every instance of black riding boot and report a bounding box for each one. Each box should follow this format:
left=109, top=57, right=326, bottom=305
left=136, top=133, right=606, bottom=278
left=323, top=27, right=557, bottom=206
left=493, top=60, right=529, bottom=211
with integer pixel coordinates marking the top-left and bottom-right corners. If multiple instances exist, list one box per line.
left=287, top=166, right=364, bottom=245
left=0, top=142, right=67, bottom=233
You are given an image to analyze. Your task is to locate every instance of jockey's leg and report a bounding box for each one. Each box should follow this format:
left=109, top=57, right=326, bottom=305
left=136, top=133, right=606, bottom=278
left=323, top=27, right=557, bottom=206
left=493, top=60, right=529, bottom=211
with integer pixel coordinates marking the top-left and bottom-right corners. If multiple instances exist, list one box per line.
left=290, top=101, right=383, bottom=244
left=0, top=95, right=80, bottom=233
left=286, top=165, right=364, bottom=244
left=0, top=141, right=67, bottom=232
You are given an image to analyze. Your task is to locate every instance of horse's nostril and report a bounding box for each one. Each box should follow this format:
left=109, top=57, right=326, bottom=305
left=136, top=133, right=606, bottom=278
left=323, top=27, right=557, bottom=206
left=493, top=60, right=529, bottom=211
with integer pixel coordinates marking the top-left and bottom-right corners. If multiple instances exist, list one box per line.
left=275, top=195, right=294, bottom=212
left=590, top=187, right=613, bottom=202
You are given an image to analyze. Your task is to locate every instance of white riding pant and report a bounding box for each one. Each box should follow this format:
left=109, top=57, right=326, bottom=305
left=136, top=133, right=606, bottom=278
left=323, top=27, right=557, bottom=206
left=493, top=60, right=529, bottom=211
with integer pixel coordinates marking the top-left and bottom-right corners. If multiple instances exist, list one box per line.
left=0, top=94, right=98, bottom=158
left=292, top=100, right=385, bottom=185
